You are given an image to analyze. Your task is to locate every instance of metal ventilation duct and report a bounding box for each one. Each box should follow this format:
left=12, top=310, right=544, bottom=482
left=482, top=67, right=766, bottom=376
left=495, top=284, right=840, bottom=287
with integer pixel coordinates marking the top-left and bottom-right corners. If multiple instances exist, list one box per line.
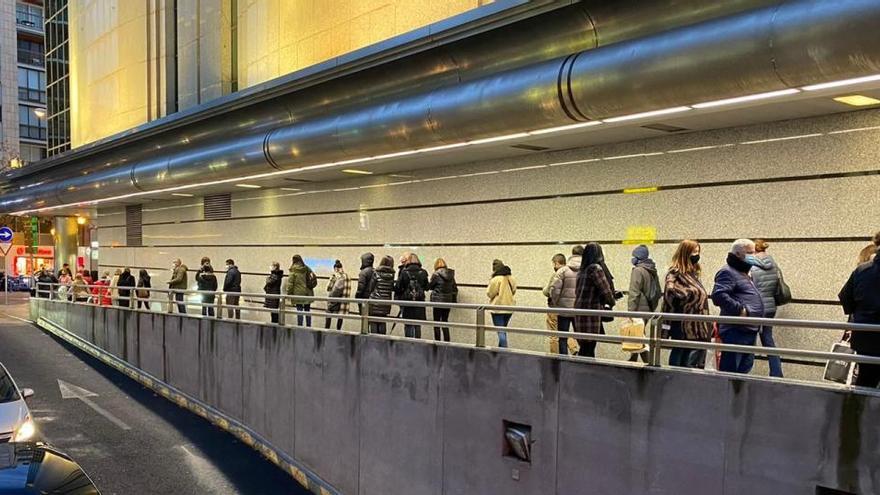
left=4, top=0, right=876, bottom=212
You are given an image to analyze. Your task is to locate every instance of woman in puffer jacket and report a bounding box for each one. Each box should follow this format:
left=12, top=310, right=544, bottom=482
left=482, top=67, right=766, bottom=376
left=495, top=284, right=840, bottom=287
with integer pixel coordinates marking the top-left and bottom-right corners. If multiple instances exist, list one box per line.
left=427, top=258, right=458, bottom=342
left=749, top=239, right=784, bottom=377
left=367, top=255, right=395, bottom=334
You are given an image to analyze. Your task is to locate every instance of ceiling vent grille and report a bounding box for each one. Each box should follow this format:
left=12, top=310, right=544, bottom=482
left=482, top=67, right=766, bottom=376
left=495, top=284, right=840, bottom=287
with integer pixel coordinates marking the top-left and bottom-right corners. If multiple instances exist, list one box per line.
left=125, top=205, right=143, bottom=247
left=203, top=193, right=232, bottom=220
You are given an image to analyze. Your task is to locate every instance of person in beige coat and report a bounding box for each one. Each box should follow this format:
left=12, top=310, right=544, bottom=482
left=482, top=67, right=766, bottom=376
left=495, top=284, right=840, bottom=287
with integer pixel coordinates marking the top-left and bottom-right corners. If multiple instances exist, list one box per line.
left=487, top=259, right=517, bottom=348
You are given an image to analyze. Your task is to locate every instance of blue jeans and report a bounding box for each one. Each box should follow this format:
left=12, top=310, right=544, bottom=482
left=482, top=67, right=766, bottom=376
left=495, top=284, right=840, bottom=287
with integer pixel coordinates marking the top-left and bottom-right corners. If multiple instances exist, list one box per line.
left=296, top=304, right=311, bottom=327
left=557, top=316, right=574, bottom=355
left=760, top=311, right=783, bottom=377
left=719, top=329, right=757, bottom=374
left=667, top=322, right=705, bottom=368
left=492, top=313, right=511, bottom=348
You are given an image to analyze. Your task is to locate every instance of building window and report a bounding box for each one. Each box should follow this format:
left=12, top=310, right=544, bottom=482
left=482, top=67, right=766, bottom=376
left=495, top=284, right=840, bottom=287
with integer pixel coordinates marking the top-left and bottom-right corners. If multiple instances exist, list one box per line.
left=17, top=39, right=44, bottom=67
left=18, top=105, right=47, bottom=140
left=18, top=67, right=46, bottom=104
left=19, top=144, right=47, bottom=165
left=46, top=0, right=70, bottom=156
left=16, top=3, right=43, bottom=29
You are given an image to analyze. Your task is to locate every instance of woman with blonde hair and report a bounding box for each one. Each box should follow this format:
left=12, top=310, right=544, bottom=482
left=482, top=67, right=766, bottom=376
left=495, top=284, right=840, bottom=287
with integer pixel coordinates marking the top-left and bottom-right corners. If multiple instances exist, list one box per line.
left=427, top=257, right=458, bottom=341
left=663, top=239, right=712, bottom=368
left=858, top=243, right=877, bottom=265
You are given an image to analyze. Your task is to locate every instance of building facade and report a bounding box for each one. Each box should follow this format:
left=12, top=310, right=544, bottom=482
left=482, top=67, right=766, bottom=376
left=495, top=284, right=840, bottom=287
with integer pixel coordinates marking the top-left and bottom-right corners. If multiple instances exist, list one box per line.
left=0, top=0, right=48, bottom=169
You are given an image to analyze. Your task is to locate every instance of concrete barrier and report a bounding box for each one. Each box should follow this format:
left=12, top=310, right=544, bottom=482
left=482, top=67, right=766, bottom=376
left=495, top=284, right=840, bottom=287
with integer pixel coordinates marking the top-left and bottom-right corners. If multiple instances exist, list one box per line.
left=29, top=299, right=880, bottom=495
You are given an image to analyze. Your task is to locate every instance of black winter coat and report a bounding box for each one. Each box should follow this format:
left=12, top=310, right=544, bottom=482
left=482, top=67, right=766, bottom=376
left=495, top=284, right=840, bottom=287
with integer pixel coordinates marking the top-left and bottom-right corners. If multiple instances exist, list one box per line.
left=840, top=256, right=880, bottom=354
left=196, top=272, right=218, bottom=303
left=428, top=268, right=458, bottom=303
left=224, top=265, right=242, bottom=292
left=395, top=263, right=429, bottom=320
left=263, top=269, right=284, bottom=309
left=356, top=253, right=375, bottom=299
left=117, top=272, right=136, bottom=300
left=368, top=265, right=395, bottom=316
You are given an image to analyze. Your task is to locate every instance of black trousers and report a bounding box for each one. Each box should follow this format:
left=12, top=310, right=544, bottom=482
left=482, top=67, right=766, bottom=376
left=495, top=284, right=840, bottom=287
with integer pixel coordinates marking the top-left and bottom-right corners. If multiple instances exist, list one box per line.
left=369, top=322, right=387, bottom=334
left=432, top=307, right=451, bottom=341
left=226, top=294, right=241, bottom=319
left=325, top=313, right=344, bottom=330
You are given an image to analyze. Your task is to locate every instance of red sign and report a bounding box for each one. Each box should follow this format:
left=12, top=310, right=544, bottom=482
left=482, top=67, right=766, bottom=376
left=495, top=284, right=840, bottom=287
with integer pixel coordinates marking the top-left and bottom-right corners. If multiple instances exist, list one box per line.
left=14, top=245, right=53, bottom=257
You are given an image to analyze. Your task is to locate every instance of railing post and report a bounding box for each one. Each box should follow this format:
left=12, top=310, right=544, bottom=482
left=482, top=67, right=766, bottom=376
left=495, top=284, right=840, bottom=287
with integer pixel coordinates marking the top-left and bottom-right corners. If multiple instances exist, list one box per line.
left=216, top=292, right=224, bottom=320
left=648, top=316, right=662, bottom=367
left=167, top=290, right=174, bottom=314
left=361, top=302, right=371, bottom=335
left=475, top=306, right=486, bottom=348
left=277, top=296, right=286, bottom=326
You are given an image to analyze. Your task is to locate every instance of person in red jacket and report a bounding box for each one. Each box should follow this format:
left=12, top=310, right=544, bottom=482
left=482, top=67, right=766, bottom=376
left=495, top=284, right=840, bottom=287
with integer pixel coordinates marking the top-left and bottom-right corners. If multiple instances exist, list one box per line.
left=91, top=271, right=112, bottom=306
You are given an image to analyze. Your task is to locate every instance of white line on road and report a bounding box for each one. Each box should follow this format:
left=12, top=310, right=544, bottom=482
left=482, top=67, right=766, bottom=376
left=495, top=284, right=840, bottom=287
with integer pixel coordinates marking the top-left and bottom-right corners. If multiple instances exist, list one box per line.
left=57, top=379, right=132, bottom=431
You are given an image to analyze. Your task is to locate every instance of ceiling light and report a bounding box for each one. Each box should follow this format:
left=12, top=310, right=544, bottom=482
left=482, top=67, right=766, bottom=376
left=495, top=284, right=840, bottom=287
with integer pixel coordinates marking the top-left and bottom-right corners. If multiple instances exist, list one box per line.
left=467, top=132, right=530, bottom=145
left=832, top=95, right=880, bottom=107
left=342, top=169, right=373, bottom=175
left=603, top=106, right=692, bottom=123
left=528, top=121, right=602, bottom=135
left=691, top=89, right=800, bottom=108
left=802, top=74, right=880, bottom=91
left=235, top=184, right=261, bottom=188
left=171, top=193, right=194, bottom=197
left=280, top=187, right=301, bottom=191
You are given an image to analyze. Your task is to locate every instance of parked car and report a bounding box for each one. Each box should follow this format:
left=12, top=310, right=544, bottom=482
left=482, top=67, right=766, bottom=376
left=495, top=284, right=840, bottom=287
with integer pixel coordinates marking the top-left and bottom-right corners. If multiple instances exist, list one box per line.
left=0, top=362, right=35, bottom=444
left=0, top=442, right=101, bottom=494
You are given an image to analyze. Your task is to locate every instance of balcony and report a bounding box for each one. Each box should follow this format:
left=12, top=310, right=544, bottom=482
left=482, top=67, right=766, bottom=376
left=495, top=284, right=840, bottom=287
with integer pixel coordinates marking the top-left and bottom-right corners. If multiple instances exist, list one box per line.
left=17, top=49, right=44, bottom=67
left=16, top=11, right=43, bottom=34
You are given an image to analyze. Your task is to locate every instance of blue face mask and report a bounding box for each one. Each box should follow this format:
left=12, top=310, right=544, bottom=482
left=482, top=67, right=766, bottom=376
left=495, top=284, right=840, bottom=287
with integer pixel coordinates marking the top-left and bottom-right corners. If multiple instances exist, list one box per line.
left=631, top=257, right=639, bottom=266
left=745, top=254, right=760, bottom=266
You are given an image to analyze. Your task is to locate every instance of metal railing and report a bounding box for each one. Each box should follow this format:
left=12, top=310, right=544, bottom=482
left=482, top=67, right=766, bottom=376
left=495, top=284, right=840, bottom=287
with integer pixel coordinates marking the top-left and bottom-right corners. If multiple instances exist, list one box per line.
left=31, top=282, right=880, bottom=377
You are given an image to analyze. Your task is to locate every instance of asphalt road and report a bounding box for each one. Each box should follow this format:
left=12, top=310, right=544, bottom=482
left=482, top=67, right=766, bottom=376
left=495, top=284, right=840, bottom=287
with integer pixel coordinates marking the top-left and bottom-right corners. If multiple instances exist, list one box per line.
left=0, top=301, right=308, bottom=495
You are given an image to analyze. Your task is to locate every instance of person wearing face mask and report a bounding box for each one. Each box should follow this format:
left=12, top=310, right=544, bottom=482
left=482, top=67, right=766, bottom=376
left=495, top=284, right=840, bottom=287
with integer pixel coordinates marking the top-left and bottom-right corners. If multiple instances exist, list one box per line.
left=662, top=240, right=712, bottom=368
left=749, top=239, right=785, bottom=378
left=168, top=258, right=189, bottom=313
left=223, top=259, right=242, bottom=319
left=549, top=246, right=583, bottom=355
left=626, top=245, right=661, bottom=363
left=839, top=241, right=880, bottom=388
left=711, top=239, right=765, bottom=374
left=264, top=262, right=284, bottom=324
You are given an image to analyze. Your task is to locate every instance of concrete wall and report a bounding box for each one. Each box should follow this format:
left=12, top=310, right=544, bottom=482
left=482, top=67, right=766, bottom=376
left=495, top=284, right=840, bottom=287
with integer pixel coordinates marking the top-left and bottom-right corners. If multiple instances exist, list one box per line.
left=96, top=109, right=880, bottom=381
left=33, top=299, right=880, bottom=495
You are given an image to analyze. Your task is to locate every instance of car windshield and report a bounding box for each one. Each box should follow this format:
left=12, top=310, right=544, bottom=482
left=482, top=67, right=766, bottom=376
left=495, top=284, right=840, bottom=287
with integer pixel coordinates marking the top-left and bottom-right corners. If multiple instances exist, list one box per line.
left=0, top=369, right=20, bottom=403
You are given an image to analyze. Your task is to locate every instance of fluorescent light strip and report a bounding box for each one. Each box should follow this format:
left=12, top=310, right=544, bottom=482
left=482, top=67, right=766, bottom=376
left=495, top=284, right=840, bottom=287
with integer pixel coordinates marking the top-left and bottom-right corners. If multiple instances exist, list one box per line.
left=740, top=133, right=823, bottom=145
left=528, top=121, right=602, bottom=135
left=235, top=183, right=261, bottom=188
left=467, top=132, right=530, bottom=145
left=828, top=125, right=880, bottom=135
left=802, top=74, right=880, bottom=91
left=603, top=106, right=692, bottom=123
left=691, top=89, right=801, bottom=108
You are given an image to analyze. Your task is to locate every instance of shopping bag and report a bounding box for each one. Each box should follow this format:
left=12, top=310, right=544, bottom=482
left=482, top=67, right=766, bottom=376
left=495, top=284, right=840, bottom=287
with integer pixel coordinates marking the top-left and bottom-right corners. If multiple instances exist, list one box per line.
left=620, top=318, right=646, bottom=353
left=823, top=341, right=856, bottom=385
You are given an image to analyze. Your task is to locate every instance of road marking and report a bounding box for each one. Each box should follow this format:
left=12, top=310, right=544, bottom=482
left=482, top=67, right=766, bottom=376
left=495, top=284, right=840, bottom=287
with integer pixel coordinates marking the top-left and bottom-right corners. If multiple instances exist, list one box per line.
left=57, top=379, right=132, bottom=431
left=0, top=312, right=33, bottom=324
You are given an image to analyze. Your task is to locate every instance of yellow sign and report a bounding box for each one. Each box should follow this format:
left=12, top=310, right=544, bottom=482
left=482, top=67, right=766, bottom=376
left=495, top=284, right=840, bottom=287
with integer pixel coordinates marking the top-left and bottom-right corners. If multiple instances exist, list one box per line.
left=624, top=226, right=657, bottom=245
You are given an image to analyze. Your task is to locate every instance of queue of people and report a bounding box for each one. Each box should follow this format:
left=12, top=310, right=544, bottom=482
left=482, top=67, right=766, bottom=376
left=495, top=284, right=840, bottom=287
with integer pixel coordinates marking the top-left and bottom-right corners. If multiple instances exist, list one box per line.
left=30, top=229, right=880, bottom=386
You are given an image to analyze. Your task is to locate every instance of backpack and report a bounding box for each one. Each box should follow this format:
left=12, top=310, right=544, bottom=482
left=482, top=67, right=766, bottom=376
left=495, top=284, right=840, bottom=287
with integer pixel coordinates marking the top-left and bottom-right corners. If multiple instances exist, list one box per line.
left=642, top=268, right=661, bottom=310
left=306, top=269, right=318, bottom=289
left=405, top=271, right=425, bottom=301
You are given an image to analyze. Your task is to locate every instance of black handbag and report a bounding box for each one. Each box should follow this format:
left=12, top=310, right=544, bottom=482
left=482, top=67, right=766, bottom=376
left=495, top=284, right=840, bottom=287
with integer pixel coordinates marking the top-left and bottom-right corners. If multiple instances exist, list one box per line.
left=774, top=267, right=792, bottom=306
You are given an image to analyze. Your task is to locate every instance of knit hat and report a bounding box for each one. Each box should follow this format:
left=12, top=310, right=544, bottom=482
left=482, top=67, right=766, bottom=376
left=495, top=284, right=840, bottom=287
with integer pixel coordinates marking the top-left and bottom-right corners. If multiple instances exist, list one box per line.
left=492, top=259, right=505, bottom=273
left=632, top=245, right=650, bottom=261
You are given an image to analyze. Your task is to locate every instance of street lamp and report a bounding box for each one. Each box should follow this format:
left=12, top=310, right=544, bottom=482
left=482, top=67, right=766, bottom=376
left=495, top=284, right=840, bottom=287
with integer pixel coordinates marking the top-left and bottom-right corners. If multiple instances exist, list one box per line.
left=33, top=108, right=46, bottom=119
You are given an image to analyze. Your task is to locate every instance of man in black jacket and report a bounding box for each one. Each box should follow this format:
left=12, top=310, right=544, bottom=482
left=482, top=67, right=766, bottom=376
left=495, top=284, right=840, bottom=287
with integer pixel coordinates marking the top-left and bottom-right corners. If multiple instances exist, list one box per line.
left=840, top=253, right=880, bottom=387
left=355, top=253, right=374, bottom=314
left=224, top=259, right=242, bottom=319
